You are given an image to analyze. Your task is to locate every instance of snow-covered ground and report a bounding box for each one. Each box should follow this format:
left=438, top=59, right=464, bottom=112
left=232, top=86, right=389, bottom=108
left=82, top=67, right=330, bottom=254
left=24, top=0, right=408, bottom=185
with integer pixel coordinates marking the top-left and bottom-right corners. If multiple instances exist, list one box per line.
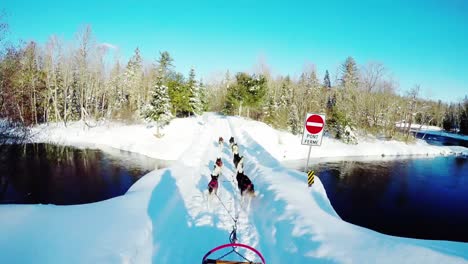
left=25, top=117, right=466, bottom=162
left=0, top=113, right=467, bottom=263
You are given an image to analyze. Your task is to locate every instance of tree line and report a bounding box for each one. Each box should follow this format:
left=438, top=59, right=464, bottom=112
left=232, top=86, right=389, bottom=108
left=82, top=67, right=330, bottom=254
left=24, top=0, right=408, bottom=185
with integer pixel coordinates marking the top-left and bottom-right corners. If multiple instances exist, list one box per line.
left=207, top=57, right=468, bottom=141
left=1, top=23, right=467, bottom=142
left=0, top=25, right=205, bottom=134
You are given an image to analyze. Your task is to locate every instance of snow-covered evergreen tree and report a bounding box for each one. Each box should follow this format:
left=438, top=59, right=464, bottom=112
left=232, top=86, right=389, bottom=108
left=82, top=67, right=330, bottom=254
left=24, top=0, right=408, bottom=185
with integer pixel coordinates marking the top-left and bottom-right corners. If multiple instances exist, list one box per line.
left=300, top=68, right=320, bottom=97
left=68, top=71, right=81, bottom=120
left=143, top=68, right=172, bottom=137
left=52, top=61, right=65, bottom=122
left=123, top=48, right=143, bottom=113
left=323, top=70, right=331, bottom=88
left=108, top=61, right=123, bottom=117
left=263, top=95, right=278, bottom=125
left=187, top=68, right=202, bottom=115
left=279, top=78, right=293, bottom=108
left=340, top=57, right=359, bottom=89
left=288, top=104, right=300, bottom=135
left=198, top=78, right=208, bottom=111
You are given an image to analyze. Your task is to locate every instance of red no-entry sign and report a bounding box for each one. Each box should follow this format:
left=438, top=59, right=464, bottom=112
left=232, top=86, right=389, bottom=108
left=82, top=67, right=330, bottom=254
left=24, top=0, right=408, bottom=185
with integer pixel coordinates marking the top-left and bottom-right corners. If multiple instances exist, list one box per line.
left=302, top=113, right=326, bottom=184
left=301, top=113, right=326, bottom=146
left=305, top=114, right=324, bottom=134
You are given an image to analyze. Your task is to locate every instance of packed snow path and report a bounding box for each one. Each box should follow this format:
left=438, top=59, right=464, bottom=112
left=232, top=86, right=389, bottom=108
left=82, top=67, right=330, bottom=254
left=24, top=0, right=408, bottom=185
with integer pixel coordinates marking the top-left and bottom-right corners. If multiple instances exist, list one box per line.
left=0, top=113, right=467, bottom=263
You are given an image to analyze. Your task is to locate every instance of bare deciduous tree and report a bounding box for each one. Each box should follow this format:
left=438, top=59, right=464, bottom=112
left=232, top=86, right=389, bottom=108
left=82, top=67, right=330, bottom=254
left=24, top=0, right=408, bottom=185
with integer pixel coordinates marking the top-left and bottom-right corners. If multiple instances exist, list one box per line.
left=361, top=62, right=385, bottom=92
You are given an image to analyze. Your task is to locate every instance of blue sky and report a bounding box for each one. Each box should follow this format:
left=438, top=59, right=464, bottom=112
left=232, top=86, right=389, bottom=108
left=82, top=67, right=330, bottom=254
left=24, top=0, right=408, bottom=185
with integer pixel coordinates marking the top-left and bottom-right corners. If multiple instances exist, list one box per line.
left=2, top=0, right=467, bottom=102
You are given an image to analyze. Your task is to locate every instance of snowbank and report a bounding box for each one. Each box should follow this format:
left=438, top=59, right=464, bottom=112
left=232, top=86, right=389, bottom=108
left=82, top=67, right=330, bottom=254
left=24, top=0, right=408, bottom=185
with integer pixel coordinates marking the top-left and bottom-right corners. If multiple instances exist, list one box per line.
left=28, top=118, right=203, bottom=161
left=232, top=117, right=462, bottom=162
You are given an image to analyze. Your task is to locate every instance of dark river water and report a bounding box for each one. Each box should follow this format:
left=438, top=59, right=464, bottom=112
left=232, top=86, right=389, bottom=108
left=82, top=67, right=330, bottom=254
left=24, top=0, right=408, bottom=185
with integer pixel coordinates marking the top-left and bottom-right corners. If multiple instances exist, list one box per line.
left=413, top=131, right=468, bottom=148
left=0, top=143, right=164, bottom=205
left=286, top=156, right=468, bottom=242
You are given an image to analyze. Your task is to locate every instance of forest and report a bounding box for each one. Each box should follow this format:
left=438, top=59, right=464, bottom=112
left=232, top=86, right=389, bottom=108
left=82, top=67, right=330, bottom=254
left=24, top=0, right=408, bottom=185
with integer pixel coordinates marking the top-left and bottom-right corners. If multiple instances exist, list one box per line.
left=1, top=23, right=467, bottom=143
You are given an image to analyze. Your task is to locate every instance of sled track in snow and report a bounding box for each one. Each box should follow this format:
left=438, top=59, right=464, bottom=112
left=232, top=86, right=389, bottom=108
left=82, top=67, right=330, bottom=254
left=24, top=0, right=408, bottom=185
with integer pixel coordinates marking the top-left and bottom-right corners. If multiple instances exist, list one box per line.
left=151, top=115, right=260, bottom=261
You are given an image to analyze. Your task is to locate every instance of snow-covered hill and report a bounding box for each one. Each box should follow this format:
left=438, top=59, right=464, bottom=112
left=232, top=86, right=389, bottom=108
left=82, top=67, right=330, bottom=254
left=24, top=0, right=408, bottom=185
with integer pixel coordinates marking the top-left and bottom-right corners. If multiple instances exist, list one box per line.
left=0, top=113, right=467, bottom=263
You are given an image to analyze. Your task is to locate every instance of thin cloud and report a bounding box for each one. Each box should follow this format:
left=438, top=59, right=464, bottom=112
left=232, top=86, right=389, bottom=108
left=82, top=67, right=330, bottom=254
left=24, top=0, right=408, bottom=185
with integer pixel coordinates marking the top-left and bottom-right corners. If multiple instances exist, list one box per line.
left=99, top=42, right=118, bottom=50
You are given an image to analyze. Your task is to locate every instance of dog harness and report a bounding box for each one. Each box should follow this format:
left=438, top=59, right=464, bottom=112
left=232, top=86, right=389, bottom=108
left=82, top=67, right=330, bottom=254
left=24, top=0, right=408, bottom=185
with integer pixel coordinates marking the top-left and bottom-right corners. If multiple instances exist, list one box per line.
left=209, top=175, right=219, bottom=189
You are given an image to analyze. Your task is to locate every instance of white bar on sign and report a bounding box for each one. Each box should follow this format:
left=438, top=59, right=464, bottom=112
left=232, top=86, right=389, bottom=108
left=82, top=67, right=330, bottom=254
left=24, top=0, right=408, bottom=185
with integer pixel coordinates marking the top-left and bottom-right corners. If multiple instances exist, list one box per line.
left=306, top=122, right=323, bottom=127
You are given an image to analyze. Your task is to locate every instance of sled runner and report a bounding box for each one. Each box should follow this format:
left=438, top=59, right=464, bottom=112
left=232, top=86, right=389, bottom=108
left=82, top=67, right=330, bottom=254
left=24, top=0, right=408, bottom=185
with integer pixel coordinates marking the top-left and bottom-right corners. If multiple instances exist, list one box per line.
left=202, top=243, right=266, bottom=264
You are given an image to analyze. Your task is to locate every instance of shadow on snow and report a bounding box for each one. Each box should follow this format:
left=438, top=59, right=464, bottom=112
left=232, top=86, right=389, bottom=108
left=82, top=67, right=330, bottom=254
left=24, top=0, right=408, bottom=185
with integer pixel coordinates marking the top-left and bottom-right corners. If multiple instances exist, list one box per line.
left=148, top=170, right=227, bottom=263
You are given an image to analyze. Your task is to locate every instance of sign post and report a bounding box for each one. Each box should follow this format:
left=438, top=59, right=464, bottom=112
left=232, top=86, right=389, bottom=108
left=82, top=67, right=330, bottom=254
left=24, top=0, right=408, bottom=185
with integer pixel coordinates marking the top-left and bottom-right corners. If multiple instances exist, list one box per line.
left=301, top=113, right=325, bottom=186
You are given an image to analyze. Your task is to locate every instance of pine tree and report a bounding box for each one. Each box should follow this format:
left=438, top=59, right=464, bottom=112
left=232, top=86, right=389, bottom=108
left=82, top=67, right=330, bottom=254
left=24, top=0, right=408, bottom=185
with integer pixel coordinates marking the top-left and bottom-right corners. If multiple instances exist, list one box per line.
left=158, top=51, right=173, bottom=74
left=300, top=70, right=319, bottom=93
left=264, top=95, right=278, bottom=125
left=187, top=68, right=202, bottom=115
left=224, top=77, right=245, bottom=115
left=142, top=51, right=174, bottom=136
left=224, top=72, right=267, bottom=117
left=340, top=57, right=358, bottom=89
left=123, top=48, right=143, bottom=114
left=288, top=104, right=300, bottom=135
left=279, top=78, right=292, bottom=107
left=323, top=70, right=331, bottom=88
left=21, top=41, right=42, bottom=124
left=108, top=61, right=123, bottom=117
left=144, top=73, right=172, bottom=136
left=155, top=51, right=191, bottom=116
left=299, top=72, right=308, bottom=89
left=309, top=69, right=319, bottom=88
left=68, top=71, right=81, bottom=120
left=167, top=72, right=189, bottom=116
left=198, top=78, right=208, bottom=111
left=442, top=104, right=453, bottom=131
left=245, top=74, right=267, bottom=110
left=53, top=61, right=65, bottom=122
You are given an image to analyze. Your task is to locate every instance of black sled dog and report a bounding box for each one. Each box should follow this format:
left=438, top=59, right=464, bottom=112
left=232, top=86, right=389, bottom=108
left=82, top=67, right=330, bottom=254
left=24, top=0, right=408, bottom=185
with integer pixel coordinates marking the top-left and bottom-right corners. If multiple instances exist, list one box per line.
left=232, top=142, right=242, bottom=168
left=236, top=170, right=255, bottom=197
left=233, top=151, right=242, bottom=169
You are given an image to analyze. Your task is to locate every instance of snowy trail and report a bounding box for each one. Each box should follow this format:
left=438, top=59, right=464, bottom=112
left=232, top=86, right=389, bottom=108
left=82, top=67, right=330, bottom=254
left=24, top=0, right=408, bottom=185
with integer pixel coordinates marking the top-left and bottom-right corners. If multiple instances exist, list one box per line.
left=149, top=114, right=260, bottom=262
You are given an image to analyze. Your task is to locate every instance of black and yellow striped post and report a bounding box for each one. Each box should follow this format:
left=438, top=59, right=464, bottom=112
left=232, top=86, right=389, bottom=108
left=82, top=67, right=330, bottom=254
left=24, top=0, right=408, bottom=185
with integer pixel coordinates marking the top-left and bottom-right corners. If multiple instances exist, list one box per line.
left=308, top=170, right=315, bottom=187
